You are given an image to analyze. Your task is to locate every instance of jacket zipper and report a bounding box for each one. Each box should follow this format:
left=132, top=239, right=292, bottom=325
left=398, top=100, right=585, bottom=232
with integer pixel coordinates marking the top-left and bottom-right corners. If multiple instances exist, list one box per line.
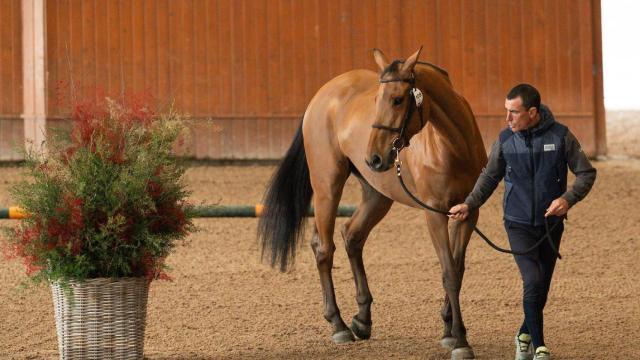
left=526, top=132, right=536, bottom=225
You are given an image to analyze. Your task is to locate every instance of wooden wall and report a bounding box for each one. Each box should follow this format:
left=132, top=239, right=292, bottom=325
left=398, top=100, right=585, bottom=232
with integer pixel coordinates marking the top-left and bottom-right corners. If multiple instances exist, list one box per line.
left=0, top=0, right=23, bottom=161
left=2, top=0, right=604, bottom=159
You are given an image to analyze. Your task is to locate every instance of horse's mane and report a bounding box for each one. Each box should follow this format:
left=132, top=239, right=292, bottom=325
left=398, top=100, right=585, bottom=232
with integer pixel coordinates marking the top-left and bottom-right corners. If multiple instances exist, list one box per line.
left=381, top=60, right=450, bottom=83
left=416, top=61, right=450, bottom=80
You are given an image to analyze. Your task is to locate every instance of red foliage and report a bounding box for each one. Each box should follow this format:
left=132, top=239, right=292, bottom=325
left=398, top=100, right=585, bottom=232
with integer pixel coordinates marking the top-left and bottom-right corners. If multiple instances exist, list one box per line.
left=6, top=193, right=88, bottom=276
left=7, top=85, right=188, bottom=282
left=135, top=251, right=171, bottom=281
left=63, top=90, right=157, bottom=165
left=5, top=222, right=44, bottom=276
left=149, top=201, right=188, bottom=236
left=147, top=180, right=163, bottom=199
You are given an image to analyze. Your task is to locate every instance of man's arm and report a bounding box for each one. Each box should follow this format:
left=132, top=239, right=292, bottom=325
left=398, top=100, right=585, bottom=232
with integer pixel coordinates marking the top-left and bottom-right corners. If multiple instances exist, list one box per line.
left=545, top=130, right=597, bottom=217
left=464, top=140, right=506, bottom=209
left=449, top=140, right=505, bottom=220
left=561, top=131, right=597, bottom=206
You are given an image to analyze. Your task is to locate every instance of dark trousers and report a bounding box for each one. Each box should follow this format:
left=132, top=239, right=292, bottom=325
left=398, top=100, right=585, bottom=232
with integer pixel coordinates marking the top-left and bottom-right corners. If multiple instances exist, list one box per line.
left=505, top=219, right=564, bottom=350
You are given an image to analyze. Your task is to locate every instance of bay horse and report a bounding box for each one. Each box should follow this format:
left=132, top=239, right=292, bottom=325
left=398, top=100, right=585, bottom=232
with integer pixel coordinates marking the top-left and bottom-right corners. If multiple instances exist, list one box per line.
left=258, top=47, right=487, bottom=359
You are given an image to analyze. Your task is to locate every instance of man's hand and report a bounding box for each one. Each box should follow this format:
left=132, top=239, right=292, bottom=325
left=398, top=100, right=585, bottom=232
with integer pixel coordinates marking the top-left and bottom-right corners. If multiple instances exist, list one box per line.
left=448, top=203, right=470, bottom=221
left=545, top=197, right=569, bottom=217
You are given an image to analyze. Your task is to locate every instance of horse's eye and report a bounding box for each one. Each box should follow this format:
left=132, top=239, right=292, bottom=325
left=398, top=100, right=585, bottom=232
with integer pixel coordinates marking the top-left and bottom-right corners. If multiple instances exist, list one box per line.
left=393, top=97, right=404, bottom=106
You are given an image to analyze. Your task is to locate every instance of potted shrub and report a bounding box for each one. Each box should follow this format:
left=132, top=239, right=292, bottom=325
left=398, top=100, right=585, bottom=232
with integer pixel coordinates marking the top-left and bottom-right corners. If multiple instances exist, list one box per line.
left=2, top=94, right=194, bottom=359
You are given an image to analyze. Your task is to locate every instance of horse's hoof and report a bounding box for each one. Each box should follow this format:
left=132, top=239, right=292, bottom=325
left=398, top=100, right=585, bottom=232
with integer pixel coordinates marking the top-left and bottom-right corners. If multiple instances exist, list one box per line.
left=350, top=316, right=372, bottom=340
left=451, top=347, right=475, bottom=360
left=331, top=329, right=355, bottom=344
left=440, top=336, right=456, bottom=350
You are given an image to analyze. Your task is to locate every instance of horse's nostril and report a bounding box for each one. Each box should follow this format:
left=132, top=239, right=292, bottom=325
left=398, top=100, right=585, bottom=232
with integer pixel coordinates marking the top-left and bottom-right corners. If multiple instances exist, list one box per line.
left=371, top=154, right=383, bottom=169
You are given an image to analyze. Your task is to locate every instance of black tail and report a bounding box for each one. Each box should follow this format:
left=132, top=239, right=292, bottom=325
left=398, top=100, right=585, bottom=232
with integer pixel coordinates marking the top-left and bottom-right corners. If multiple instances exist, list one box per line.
left=258, top=123, right=313, bottom=271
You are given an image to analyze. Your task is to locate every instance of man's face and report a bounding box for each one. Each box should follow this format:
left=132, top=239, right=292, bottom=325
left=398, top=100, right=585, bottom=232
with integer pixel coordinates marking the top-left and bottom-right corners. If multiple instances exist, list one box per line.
left=505, top=96, right=538, bottom=132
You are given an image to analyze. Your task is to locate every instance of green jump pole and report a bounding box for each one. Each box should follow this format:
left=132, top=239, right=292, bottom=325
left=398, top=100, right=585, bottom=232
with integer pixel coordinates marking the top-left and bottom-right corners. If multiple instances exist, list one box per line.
left=0, top=205, right=356, bottom=219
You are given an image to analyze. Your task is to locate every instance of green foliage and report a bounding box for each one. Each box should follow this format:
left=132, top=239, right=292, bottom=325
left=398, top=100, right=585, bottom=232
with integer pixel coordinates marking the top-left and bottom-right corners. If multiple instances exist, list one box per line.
left=2, top=95, right=194, bottom=284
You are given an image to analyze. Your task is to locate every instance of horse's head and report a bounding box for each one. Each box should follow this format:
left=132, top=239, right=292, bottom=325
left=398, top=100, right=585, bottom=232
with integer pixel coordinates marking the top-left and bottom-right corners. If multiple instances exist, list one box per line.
left=366, top=47, right=428, bottom=172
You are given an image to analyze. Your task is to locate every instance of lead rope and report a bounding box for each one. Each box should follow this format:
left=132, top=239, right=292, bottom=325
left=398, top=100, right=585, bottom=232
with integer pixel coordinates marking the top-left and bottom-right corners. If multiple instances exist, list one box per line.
left=373, top=70, right=562, bottom=259
left=392, top=146, right=563, bottom=259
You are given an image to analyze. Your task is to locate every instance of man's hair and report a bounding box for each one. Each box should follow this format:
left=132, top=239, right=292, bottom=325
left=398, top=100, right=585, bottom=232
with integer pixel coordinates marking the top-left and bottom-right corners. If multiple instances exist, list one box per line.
left=507, top=83, right=541, bottom=111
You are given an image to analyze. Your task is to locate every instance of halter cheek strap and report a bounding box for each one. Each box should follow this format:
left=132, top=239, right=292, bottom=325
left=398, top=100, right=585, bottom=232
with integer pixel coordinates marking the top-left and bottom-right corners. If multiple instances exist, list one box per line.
left=371, top=74, right=424, bottom=150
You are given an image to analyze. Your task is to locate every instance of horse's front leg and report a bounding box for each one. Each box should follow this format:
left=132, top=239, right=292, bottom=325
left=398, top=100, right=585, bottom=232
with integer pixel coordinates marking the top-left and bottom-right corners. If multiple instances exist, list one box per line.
left=440, top=209, right=479, bottom=350
left=425, top=211, right=475, bottom=360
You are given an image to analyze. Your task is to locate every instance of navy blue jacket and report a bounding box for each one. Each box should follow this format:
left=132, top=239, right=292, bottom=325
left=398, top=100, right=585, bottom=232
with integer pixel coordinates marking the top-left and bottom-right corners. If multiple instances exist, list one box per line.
left=499, top=114, right=568, bottom=225
left=464, top=105, right=597, bottom=226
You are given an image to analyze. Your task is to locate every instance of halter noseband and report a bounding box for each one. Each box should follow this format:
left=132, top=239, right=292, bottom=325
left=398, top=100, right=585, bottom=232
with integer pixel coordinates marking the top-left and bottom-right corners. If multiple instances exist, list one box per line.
left=371, top=73, right=424, bottom=151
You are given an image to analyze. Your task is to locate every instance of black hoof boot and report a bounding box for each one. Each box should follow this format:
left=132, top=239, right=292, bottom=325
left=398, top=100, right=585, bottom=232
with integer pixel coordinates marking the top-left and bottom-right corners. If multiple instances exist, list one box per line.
left=350, top=316, right=372, bottom=340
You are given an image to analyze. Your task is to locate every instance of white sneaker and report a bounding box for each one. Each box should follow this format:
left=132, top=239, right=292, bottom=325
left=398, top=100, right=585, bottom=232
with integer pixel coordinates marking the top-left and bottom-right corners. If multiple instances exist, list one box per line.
left=514, top=333, right=534, bottom=360
left=533, top=346, right=551, bottom=360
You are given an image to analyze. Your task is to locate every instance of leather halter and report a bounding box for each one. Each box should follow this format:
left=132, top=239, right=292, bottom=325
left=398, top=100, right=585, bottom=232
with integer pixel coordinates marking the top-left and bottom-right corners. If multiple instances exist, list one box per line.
left=371, top=73, right=424, bottom=151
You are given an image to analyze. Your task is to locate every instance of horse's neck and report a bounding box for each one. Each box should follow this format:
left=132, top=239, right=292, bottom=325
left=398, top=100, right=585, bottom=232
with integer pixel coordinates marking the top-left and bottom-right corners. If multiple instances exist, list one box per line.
left=410, top=67, right=474, bottom=163
left=419, top=101, right=472, bottom=164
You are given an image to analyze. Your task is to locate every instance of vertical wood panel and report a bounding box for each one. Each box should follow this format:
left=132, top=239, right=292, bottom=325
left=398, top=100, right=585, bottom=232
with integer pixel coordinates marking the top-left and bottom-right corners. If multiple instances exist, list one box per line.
left=12, top=0, right=22, bottom=116
left=81, top=0, right=95, bottom=97
left=182, top=0, right=195, bottom=115
left=253, top=0, right=270, bottom=158
left=569, top=0, right=582, bottom=113
left=350, top=0, right=365, bottom=70
left=1, top=1, right=11, bottom=115
left=19, top=0, right=600, bottom=161
left=120, top=0, right=133, bottom=92
left=106, top=0, right=120, bottom=97
left=192, top=0, right=207, bottom=158
left=579, top=0, right=594, bottom=113
left=45, top=0, right=57, bottom=113
left=0, top=0, right=23, bottom=159
left=230, top=0, right=245, bottom=158
left=243, top=0, right=259, bottom=158
left=143, top=0, right=157, bottom=95
left=168, top=1, right=182, bottom=109
left=95, top=0, right=108, bottom=97
left=531, top=0, right=546, bottom=93
left=543, top=0, right=559, bottom=104
left=440, top=0, right=464, bottom=89
left=4, top=0, right=13, bottom=114
left=362, top=0, right=377, bottom=71
left=131, top=0, right=145, bottom=92
left=484, top=0, right=503, bottom=139
left=55, top=0, right=69, bottom=115
left=69, top=0, right=83, bottom=94
left=156, top=0, right=169, bottom=106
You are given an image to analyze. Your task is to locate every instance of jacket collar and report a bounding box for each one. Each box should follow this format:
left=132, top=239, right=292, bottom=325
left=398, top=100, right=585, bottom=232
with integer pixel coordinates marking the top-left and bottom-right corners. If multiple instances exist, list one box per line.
left=517, top=104, right=556, bottom=138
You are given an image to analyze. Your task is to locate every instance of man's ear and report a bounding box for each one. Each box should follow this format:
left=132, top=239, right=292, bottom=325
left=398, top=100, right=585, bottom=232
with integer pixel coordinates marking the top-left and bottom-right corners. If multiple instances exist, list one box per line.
left=529, top=107, right=538, bottom=119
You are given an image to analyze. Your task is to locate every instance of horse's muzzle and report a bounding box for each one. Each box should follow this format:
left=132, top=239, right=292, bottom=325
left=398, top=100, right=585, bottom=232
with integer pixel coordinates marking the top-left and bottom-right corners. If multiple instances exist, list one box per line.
left=365, top=151, right=392, bottom=172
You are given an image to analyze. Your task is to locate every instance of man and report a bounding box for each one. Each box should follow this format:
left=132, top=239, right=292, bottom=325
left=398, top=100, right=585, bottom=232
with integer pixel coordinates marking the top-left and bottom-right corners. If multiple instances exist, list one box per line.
left=448, top=84, right=596, bottom=360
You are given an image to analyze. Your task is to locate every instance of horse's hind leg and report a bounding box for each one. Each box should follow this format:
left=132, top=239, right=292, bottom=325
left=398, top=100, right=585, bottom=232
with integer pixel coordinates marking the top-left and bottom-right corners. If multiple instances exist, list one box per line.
left=308, top=157, right=353, bottom=344
left=426, top=211, right=475, bottom=360
left=340, top=176, right=393, bottom=340
left=440, top=209, right=478, bottom=350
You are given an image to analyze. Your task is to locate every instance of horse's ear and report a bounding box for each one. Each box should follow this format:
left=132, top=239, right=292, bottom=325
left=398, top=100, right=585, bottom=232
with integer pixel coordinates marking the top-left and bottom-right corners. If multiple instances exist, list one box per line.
left=373, top=48, right=389, bottom=72
left=400, top=46, right=423, bottom=75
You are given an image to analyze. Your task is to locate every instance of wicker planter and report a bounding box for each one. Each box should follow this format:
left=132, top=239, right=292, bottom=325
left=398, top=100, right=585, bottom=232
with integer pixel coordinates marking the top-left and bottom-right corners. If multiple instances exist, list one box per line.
left=51, top=277, right=150, bottom=360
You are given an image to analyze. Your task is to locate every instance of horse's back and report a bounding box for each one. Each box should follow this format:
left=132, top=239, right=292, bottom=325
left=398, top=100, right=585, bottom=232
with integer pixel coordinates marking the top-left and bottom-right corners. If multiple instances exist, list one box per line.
left=304, top=69, right=377, bottom=123
left=302, top=69, right=378, bottom=162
